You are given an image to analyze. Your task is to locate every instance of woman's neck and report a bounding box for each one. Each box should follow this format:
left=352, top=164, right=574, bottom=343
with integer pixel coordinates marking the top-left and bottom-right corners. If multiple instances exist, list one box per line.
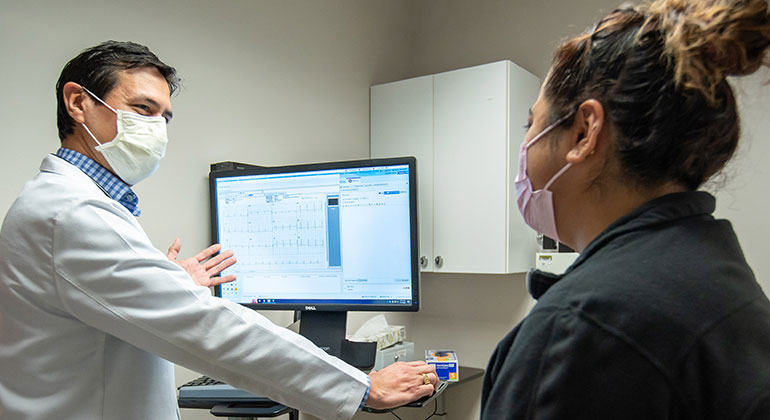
left=557, top=180, right=687, bottom=252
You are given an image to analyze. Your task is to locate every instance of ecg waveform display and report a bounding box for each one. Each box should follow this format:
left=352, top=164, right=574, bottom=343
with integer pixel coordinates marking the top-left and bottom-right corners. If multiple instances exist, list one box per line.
left=219, top=191, right=330, bottom=271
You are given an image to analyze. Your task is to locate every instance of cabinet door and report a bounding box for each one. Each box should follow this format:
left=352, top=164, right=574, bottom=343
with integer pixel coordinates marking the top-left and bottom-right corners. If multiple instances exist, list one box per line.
left=433, top=62, right=509, bottom=273
left=506, top=62, right=542, bottom=272
left=371, top=75, right=435, bottom=271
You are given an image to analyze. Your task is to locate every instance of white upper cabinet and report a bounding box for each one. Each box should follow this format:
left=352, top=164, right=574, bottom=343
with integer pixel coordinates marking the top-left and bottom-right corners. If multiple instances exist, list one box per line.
left=371, top=61, right=540, bottom=274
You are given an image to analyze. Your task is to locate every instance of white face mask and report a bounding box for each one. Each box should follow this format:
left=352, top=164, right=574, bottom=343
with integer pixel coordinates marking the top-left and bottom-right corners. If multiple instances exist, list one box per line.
left=80, top=86, right=168, bottom=185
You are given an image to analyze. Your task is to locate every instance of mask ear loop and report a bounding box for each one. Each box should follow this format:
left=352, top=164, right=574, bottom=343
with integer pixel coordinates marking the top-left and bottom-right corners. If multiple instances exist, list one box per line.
left=79, top=86, right=117, bottom=147
left=526, top=111, right=575, bottom=149
left=80, top=123, right=103, bottom=146
left=544, top=162, right=573, bottom=191
left=538, top=111, right=576, bottom=192
left=81, top=86, right=117, bottom=114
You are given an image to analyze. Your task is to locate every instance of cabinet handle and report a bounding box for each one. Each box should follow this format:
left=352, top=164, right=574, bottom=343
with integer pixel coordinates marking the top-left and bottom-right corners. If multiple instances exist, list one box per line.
left=419, top=256, right=428, bottom=267
left=434, top=256, right=443, bottom=267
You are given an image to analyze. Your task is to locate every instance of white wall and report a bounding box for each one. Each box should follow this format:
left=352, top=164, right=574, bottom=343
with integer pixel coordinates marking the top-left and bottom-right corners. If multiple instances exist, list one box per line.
left=2, top=1, right=768, bottom=420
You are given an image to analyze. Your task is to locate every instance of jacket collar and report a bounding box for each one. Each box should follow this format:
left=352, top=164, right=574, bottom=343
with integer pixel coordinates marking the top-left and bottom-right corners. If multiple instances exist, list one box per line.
left=45, top=151, right=141, bottom=216
left=527, top=191, right=716, bottom=299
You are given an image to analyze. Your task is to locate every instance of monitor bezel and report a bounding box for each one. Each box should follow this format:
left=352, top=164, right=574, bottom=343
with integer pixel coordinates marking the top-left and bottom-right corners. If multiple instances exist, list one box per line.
left=209, top=156, right=420, bottom=313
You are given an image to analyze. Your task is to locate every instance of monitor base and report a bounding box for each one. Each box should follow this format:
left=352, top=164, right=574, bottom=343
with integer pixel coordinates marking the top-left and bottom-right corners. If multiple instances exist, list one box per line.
left=298, top=311, right=377, bottom=370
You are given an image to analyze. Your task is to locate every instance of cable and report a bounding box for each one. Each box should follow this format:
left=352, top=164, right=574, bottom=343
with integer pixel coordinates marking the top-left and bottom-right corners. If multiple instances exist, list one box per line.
left=426, top=399, right=450, bottom=419
left=423, top=399, right=439, bottom=419
left=388, top=399, right=444, bottom=420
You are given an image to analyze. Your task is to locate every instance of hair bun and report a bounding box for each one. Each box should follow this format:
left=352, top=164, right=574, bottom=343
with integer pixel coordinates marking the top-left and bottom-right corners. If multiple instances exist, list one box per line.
left=645, top=0, right=770, bottom=102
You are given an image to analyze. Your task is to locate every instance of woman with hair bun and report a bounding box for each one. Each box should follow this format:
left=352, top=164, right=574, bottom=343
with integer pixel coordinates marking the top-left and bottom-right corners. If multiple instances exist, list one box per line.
left=482, top=1, right=770, bottom=419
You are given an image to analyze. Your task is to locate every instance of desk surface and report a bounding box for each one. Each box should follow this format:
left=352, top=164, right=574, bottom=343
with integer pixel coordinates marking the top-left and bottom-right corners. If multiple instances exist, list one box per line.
left=447, top=366, right=484, bottom=389
left=181, top=366, right=486, bottom=417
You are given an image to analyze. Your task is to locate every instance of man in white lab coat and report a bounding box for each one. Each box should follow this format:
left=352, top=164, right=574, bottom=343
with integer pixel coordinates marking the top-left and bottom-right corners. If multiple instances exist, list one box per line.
left=0, top=40, right=436, bottom=420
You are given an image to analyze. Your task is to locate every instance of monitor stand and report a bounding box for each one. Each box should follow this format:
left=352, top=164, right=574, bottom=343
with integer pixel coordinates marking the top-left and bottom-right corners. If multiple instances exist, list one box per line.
left=298, top=311, right=377, bottom=370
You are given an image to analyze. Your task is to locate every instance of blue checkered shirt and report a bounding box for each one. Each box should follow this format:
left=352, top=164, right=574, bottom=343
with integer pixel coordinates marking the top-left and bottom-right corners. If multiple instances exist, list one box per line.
left=55, top=148, right=141, bottom=216
left=360, top=376, right=370, bottom=410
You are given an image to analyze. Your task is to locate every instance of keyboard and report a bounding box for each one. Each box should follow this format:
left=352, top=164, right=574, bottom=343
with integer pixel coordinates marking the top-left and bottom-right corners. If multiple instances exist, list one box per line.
left=181, top=376, right=225, bottom=387
left=177, top=375, right=272, bottom=409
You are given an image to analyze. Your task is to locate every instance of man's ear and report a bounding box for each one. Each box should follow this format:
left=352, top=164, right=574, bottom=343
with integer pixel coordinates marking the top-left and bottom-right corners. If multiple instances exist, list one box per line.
left=566, top=99, right=604, bottom=164
left=62, top=82, right=88, bottom=124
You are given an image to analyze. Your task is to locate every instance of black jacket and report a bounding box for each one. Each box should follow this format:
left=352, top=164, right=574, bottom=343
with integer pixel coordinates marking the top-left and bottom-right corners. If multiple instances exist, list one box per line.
left=481, top=192, right=770, bottom=420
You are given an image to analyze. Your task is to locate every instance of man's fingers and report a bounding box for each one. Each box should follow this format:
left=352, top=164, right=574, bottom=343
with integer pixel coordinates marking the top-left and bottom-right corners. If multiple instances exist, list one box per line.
left=202, top=249, right=234, bottom=270
left=415, top=384, right=435, bottom=398
left=166, top=238, right=181, bottom=260
left=421, top=365, right=437, bottom=376
left=400, top=362, right=438, bottom=390
left=367, top=362, right=443, bottom=410
left=205, top=274, right=236, bottom=287
left=195, top=243, right=222, bottom=262
left=420, top=372, right=438, bottom=389
left=414, top=362, right=437, bottom=377
left=207, top=256, right=237, bottom=277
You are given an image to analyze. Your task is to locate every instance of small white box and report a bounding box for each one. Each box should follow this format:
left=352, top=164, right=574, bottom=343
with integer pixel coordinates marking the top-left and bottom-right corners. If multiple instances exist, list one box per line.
left=373, top=341, right=414, bottom=370
left=535, top=252, right=579, bottom=275
left=367, top=325, right=407, bottom=351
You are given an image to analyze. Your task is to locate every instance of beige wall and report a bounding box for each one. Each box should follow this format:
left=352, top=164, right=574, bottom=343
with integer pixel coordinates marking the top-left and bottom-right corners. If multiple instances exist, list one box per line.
left=1, top=1, right=768, bottom=420
left=1, top=2, right=416, bottom=420
left=715, top=68, right=770, bottom=294
left=411, top=0, right=622, bottom=78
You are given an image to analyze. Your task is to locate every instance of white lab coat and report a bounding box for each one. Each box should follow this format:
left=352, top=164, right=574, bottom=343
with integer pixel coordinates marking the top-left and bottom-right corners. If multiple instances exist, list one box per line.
left=0, top=155, right=369, bottom=420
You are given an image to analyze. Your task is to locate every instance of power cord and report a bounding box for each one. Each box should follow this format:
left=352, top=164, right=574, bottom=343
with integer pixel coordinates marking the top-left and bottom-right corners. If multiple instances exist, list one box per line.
left=388, top=399, right=446, bottom=420
left=387, top=409, right=403, bottom=420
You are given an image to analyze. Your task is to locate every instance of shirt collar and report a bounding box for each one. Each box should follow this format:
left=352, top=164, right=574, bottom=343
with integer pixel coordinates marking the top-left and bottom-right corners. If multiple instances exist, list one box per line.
left=55, top=148, right=141, bottom=216
left=527, top=191, right=716, bottom=299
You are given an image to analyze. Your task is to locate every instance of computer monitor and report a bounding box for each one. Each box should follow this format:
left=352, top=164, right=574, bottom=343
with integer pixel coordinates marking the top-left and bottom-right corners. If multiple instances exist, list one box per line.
left=209, top=157, right=419, bottom=364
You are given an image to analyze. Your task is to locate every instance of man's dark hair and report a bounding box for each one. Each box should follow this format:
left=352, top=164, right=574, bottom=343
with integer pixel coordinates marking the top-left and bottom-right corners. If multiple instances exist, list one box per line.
left=56, top=40, right=180, bottom=141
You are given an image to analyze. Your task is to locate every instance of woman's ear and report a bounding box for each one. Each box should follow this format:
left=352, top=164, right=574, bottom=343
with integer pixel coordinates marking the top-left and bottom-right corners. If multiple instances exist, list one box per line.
left=62, top=82, right=88, bottom=124
left=566, top=99, right=604, bottom=164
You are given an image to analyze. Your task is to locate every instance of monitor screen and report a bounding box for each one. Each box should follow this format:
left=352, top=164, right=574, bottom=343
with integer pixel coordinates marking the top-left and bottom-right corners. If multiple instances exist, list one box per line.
left=210, top=157, right=419, bottom=313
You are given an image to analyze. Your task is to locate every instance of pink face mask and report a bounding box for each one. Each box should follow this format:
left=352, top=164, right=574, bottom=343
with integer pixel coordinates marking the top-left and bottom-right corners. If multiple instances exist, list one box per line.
left=515, top=112, right=574, bottom=242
